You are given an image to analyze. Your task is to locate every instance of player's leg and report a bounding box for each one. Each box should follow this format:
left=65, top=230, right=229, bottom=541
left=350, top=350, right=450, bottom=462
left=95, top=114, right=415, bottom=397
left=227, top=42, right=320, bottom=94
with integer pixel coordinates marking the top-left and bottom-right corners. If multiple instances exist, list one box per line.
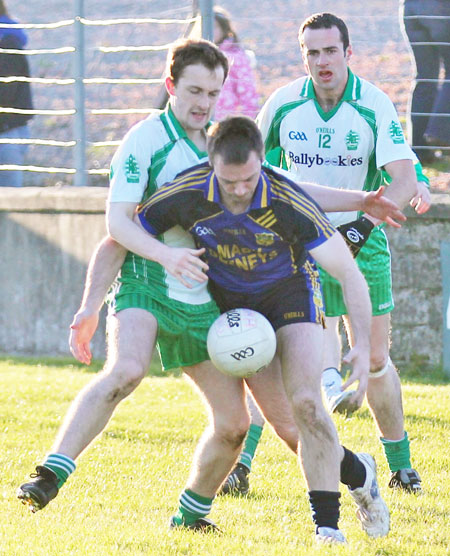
left=347, top=230, right=420, bottom=492
left=170, top=361, right=249, bottom=530
left=318, top=269, right=357, bottom=414
left=364, top=314, right=404, bottom=438
left=246, top=358, right=298, bottom=453
left=279, top=323, right=341, bottom=487
left=320, top=315, right=357, bottom=414
left=18, top=308, right=158, bottom=512
left=241, top=392, right=266, bottom=468
left=219, top=354, right=303, bottom=498
left=220, top=357, right=300, bottom=497
left=219, top=390, right=265, bottom=496
left=221, top=343, right=336, bottom=498
left=153, top=297, right=249, bottom=530
left=365, top=314, right=421, bottom=492
left=280, top=322, right=389, bottom=540
left=277, top=322, right=345, bottom=539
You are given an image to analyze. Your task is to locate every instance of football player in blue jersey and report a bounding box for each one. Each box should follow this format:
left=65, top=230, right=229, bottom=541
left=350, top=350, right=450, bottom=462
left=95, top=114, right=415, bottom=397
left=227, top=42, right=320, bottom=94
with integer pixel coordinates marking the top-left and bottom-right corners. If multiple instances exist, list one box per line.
left=132, top=116, right=391, bottom=543
left=18, top=38, right=401, bottom=541
left=227, top=12, right=427, bottom=496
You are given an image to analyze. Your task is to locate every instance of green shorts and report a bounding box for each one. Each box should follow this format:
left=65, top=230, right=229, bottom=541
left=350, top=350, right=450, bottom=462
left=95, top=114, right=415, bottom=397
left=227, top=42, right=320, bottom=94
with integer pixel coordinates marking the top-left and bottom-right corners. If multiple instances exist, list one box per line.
left=111, top=280, right=220, bottom=371
left=319, top=227, right=394, bottom=317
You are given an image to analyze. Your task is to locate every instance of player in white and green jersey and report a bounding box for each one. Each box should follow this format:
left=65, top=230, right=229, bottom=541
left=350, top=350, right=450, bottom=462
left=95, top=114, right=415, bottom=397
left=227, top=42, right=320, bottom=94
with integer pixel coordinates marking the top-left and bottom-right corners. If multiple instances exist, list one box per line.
left=257, top=67, right=421, bottom=317
left=222, top=13, right=425, bottom=496
left=18, top=37, right=404, bottom=537
left=108, top=103, right=219, bottom=369
left=258, top=69, right=422, bottom=227
left=18, top=39, right=244, bottom=530
left=267, top=12, right=424, bottom=492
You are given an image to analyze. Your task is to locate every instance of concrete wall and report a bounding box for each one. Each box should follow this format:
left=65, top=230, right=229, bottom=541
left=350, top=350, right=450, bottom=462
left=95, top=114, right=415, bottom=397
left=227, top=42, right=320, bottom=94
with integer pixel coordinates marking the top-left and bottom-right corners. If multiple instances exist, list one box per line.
left=0, top=187, right=108, bottom=358
left=386, top=194, right=450, bottom=367
left=1, top=187, right=449, bottom=366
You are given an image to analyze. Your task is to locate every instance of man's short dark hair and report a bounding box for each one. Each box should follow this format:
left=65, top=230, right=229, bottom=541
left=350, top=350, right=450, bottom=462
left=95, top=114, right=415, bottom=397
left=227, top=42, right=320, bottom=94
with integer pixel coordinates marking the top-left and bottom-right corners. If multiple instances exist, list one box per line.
left=207, top=116, right=264, bottom=165
left=167, top=38, right=229, bottom=85
left=299, top=13, right=350, bottom=52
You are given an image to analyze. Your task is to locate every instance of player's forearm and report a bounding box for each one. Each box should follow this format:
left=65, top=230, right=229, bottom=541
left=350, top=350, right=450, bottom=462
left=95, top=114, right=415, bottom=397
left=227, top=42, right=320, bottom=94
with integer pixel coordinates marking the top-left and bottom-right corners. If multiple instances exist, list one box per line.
left=79, top=236, right=126, bottom=313
left=340, top=268, right=372, bottom=351
left=364, top=160, right=417, bottom=226
left=301, top=183, right=366, bottom=212
left=108, top=213, right=171, bottom=267
left=311, top=234, right=371, bottom=350
left=380, top=179, right=417, bottom=210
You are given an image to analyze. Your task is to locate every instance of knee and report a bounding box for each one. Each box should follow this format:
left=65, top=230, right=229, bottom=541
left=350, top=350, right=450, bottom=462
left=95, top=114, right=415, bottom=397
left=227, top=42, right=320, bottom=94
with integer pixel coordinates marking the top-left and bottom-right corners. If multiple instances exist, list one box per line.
left=214, top=412, right=250, bottom=451
left=271, top=420, right=298, bottom=453
left=103, top=358, right=148, bottom=402
left=289, top=389, right=325, bottom=428
left=370, top=352, right=389, bottom=374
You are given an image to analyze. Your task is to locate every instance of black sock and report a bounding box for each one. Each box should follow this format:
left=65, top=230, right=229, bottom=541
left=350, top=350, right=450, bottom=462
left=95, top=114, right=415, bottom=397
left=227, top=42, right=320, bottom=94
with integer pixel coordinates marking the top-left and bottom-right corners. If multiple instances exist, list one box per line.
left=308, top=490, right=341, bottom=530
left=340, top=446, right=366, bottom=489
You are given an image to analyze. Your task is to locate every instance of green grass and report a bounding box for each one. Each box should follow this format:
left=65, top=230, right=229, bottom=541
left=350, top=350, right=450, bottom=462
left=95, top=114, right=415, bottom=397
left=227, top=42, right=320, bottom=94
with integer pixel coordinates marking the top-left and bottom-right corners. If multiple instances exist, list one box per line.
left=1, top=358, right=449, bottom=555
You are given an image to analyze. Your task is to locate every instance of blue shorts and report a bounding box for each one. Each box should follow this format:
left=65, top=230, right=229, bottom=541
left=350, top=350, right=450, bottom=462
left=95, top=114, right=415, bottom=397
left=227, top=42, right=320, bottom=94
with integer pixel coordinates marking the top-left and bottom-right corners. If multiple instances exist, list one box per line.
left=208, top=259, right=325, bottom=331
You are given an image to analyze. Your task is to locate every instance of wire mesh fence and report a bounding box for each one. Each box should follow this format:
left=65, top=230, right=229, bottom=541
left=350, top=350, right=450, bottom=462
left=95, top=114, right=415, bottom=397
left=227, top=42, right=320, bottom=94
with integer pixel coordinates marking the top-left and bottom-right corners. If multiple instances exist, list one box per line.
left=0, top=0, right=448, bottom=186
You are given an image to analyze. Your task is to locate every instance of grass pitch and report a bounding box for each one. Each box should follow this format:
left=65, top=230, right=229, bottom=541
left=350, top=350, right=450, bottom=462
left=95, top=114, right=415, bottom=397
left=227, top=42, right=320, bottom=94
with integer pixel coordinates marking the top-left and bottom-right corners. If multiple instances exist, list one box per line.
left=0, top=357, right=449, bottom=555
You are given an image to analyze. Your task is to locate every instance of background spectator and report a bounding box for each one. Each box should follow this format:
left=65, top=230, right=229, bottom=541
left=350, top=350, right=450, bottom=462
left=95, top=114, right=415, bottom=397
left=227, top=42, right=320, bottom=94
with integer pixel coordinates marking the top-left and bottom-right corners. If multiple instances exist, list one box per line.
left=0, top=1, right=33, bottom=187
left=0, top=0, right=27, bottom=47
left=401, top=0, right=450, bottom=164
left=213, top=6, right=260, bottom=120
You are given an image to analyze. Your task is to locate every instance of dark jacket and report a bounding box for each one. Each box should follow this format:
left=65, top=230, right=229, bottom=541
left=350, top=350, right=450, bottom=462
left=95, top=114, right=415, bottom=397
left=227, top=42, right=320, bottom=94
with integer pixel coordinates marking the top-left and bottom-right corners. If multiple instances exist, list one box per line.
left=0, top=34, right=33, bottom=133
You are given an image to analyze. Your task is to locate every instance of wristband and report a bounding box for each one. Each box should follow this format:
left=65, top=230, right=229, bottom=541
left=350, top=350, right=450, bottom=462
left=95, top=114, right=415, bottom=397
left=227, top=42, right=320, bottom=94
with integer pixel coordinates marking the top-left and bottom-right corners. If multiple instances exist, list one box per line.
left=337, top=216, right=374, bottom=257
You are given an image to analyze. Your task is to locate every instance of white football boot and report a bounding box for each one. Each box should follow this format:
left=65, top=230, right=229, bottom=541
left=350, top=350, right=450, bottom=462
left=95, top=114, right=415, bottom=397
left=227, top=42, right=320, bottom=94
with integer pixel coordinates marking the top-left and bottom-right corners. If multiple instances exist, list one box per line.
left=316, top=527, right=347, bottom=544
left=349, top=453, right=390, bottom=538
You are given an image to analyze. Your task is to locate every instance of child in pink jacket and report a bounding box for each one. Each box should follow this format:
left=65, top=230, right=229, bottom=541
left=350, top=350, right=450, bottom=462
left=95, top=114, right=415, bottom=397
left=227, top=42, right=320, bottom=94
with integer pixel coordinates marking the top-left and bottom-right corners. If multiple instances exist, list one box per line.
left=213, top=7, right=260, bottom=120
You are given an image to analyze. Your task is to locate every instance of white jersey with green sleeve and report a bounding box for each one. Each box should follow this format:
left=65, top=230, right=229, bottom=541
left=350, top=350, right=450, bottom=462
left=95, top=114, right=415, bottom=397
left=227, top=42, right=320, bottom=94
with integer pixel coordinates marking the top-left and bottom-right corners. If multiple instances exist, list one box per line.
left=108, top=105, right=212, bottom=305
left=256, top=70, right=416, bottom=227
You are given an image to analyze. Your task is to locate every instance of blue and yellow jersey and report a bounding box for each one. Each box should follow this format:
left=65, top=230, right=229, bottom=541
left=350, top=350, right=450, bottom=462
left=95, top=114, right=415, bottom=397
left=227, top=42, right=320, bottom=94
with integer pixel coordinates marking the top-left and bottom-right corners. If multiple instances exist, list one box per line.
left=138, top=162, right=336, bottom=294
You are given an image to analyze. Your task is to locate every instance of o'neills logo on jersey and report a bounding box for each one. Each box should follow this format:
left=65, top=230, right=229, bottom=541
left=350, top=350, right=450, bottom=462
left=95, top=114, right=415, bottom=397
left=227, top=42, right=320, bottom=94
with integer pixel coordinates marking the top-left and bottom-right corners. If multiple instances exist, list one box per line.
left=288, top=151, right=363, bottom=168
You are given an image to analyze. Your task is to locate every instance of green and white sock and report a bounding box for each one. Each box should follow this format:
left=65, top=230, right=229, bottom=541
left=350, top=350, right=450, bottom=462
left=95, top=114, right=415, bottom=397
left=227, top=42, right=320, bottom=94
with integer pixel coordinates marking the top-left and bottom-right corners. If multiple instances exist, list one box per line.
left=172, top=489, right=213, bottom=526
left=381, top=431, right=411, bottom=472
left=43, top=453, right=76, bottom=488
left=238, top=423, right=263, bottom=471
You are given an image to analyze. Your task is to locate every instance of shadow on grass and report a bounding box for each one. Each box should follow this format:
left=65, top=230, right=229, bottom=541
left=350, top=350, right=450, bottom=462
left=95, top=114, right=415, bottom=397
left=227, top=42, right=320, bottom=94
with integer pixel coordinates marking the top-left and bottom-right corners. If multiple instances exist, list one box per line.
left=0, top=353, right=181, bottom=378
left=1, top=354, right=447, bottom=383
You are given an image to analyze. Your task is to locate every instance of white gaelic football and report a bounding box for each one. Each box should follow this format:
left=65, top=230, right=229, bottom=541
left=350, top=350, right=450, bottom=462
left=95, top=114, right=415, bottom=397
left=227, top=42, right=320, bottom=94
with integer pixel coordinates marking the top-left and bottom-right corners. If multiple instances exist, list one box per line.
left=207, top=308, right=277, bottom=378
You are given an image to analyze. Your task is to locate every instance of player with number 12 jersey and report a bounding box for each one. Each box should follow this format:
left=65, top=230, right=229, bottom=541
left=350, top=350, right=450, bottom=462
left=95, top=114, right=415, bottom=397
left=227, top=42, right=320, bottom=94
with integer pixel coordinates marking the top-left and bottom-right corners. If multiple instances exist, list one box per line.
left=257, top=69, right=417, bottom=228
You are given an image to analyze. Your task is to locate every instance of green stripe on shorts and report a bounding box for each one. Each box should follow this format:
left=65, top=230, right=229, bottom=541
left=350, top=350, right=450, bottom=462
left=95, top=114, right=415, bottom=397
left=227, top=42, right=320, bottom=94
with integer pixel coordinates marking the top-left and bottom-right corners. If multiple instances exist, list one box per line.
left=319, top=227, right=394, bottom=317
left=112, top=280, right=220, bottom=371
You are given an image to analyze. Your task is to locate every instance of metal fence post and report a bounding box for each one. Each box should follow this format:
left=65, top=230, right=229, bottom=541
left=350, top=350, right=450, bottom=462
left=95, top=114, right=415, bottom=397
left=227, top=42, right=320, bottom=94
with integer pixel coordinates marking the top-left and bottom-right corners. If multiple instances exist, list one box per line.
left=74, top=0, right=87, bottom=186
left=440, top=241, right=450, bottom=376
left=199, top=0, right=214, bottom=41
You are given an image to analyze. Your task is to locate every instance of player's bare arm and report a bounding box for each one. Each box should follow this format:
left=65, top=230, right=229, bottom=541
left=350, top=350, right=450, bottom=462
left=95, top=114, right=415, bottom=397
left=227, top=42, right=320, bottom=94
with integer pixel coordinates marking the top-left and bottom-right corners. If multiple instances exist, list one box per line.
left=410, top=180, right=431, bottom=215
left=69, top=236, right=127, bottom=365
left=309, top=232, right=371, bottom=409
left=111, top=203, right=209, bottom=288
left=301, top=182, right=406, bottom=227
left=364, top=159, right=418, bottom=226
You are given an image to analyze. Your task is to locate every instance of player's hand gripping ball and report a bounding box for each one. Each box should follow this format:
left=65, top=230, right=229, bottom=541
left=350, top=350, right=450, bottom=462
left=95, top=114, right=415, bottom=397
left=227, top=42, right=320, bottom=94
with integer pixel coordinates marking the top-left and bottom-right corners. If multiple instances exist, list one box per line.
left=207, top=308, right=277, bottom=378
